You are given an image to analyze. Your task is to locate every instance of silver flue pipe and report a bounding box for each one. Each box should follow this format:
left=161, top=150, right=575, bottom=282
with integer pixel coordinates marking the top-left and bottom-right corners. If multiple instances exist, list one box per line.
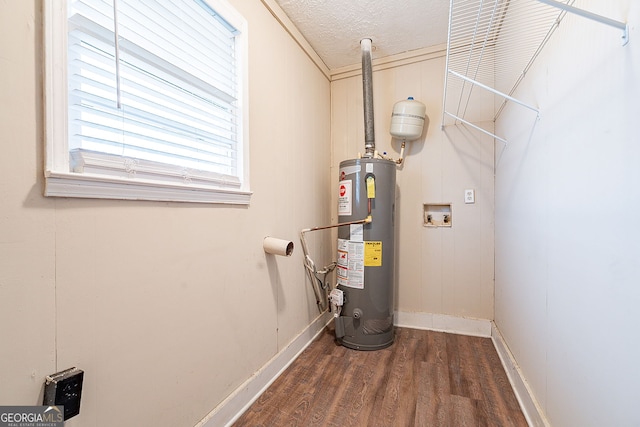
left=361, top=38, right=375, bottom=158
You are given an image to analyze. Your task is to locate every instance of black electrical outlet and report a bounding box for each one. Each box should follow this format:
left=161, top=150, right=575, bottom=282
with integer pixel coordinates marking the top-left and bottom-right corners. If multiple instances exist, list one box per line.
left=43, top=367, right=84, bottom=420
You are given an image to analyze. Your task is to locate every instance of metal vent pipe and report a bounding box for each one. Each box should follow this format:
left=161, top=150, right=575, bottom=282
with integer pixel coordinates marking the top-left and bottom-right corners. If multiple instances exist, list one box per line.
left=361, top=38, right=375, bottom=157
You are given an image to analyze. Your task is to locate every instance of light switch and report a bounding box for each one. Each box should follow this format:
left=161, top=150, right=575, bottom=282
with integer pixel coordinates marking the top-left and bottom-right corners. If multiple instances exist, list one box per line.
left=464, top=189, right=475, bottom=204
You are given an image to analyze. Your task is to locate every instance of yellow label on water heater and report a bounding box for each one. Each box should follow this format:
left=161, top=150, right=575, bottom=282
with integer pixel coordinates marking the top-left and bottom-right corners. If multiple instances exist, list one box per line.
left=364, top=241, right=382, bottom=266
left=366, top=176, right=376, bottom=199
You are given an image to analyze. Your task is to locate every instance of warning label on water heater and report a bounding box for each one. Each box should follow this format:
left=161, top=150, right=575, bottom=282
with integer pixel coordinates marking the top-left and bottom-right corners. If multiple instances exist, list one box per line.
left=364, top=241, right=382, bottom=266
left=338, top=180, right=352, bottom=216
left=337, top=238, right=364, bottom=289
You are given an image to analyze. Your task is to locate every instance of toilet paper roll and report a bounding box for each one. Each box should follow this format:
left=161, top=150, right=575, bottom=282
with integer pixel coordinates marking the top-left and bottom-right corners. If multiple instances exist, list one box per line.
left=263, top=237, right=294, bottom=257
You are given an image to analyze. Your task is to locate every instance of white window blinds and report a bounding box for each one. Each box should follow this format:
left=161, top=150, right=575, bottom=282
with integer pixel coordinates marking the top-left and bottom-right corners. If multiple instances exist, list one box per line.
left=67, top=0, right=242, bottom=187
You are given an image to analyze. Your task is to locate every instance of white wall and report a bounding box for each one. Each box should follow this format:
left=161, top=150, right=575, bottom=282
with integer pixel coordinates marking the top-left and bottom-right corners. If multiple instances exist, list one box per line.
left=10, top=0, right=637, bottom=425
left=495, top=1, right=640, bottom=425
left=0, top=1, right=332, bottom=426
left=330, top=52, right=495, bottom=321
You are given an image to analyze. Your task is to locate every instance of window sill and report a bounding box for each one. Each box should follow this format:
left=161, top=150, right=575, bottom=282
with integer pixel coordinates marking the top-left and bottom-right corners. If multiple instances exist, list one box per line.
left=44, top=171, right=252, bottom=204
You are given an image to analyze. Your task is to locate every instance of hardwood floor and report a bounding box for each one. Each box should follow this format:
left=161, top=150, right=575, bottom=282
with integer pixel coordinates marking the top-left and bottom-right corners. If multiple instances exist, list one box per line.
left=233, top=326, right=528, bottom=427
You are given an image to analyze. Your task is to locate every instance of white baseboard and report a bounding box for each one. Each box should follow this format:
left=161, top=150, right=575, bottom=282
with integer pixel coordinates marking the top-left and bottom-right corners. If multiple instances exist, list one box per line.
left=195, top=311, right=332, bottom=427
left=395, top=311, right=492, bottom=337
left=491, top=322, right=549, bottom=427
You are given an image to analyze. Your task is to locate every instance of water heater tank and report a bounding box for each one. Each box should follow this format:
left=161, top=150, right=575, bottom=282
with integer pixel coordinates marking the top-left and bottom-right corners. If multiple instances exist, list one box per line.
left=336, top=158, right=396, bottom=351
left=390, top=97, right=426, bottom=140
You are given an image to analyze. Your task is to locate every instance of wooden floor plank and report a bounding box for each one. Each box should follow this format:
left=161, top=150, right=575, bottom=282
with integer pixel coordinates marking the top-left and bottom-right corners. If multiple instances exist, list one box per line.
left=415, top=360, right=451, bottom=426
left=370, top=329, right=418, bottom=427
left=233, top=326, right=527, bottom=427
left=456, top=334, right=486, bottom=401
left=451, top=394, right=478, bottom=427
left=336, top=349, right=387, bottom=426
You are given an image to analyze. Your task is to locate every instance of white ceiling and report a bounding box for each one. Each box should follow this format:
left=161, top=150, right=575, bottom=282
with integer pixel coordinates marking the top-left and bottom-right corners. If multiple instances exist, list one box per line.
left=273, top=0, right=451, bottom=70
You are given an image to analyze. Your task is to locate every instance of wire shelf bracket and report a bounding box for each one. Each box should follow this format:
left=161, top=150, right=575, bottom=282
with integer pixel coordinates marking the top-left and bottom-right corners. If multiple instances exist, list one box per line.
left=537, top=0, right=629, bottom=46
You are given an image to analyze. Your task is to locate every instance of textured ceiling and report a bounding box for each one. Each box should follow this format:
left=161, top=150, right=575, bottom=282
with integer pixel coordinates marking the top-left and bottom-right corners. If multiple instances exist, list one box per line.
left=274, top=0, right=451, bottom=69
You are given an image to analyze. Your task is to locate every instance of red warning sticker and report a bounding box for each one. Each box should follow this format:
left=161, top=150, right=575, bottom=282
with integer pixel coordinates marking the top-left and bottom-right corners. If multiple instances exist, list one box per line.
left=338, top=180, right=352, bottom=216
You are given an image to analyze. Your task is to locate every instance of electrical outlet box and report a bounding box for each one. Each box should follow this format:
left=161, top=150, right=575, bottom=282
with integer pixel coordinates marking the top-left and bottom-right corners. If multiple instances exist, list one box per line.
left=464, top=189, right=475, bottom=204
left=330, top=288, right=344, bottom=306
left=43, top=367, right=84, bottom=420
left=423, top=204, right=452, bottom=227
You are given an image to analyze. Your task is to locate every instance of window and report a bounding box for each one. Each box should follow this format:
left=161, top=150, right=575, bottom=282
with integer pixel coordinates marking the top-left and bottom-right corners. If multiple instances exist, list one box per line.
left=44, top=0, right=250, bottom=204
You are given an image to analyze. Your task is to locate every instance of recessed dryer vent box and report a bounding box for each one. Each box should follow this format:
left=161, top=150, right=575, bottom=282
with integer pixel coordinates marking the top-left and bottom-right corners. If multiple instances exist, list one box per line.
left=43, top=367, right=84, bottom=420
left=423, top=204, right=452, bottom=227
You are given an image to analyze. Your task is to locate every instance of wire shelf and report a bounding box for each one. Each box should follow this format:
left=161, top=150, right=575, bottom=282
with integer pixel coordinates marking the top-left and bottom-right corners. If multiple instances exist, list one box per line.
left=441, top=0, right=629, bottom=143
left=441, top=0, right=570, bottom=141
